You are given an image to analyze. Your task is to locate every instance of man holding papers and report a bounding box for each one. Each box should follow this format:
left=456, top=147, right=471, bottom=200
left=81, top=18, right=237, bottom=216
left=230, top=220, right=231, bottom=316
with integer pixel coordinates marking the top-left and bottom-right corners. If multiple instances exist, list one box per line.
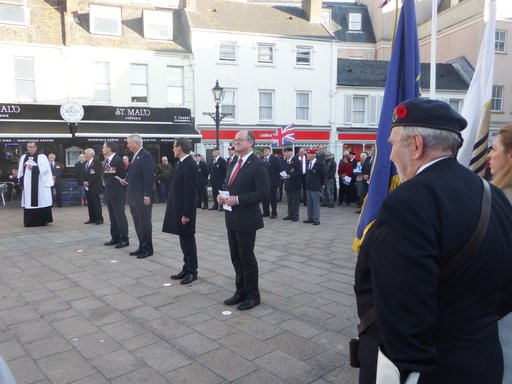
left=217, top=130, right=269, bottom=311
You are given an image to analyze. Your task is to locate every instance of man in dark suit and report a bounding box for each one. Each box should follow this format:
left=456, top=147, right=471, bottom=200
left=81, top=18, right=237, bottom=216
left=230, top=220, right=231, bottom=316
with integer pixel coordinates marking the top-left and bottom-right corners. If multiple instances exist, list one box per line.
left=355, top=98, right=512, bottom=384
left=282, top=147, right=302, bottom=222
left=226, top=145, right=238, bottom=167
left=121, top=133, right=155, bottom=259
left=101, top=141, right=129, bottom=249
left=83, top=148, right=104, bottom=225
left=195, top=154, right=209, bottom=209
left=163, top=138, right=198, bottom=285
left=296, top=147, right=308, bottom=206
left=303, top=149, right=324, bottom=225
left=217, top=130, right=270, bottom=311
left=261, top=146, right=283, bottom=219
left=208, top=148, right=227, bottom=211
left=48, top=153, right=62, bottom=207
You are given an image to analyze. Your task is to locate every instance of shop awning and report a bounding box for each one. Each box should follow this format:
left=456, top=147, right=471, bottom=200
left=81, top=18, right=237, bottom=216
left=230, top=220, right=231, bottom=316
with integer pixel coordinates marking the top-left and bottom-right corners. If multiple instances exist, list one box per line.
left=0, top=121, right=201, bottom=140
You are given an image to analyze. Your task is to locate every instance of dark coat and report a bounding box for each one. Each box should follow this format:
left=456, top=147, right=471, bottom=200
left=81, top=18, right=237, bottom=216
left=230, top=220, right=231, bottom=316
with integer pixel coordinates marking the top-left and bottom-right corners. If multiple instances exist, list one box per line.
left=103, top=154, right=126, bottom=200
left=126, top=147, right=155, bottom=205
left=284, top=156, right=302, bottom=192
left=209, top=157, right=227, bottom=187
left=223, top=153, right=270, bottom=232
left=355, top=158, right=512, bottom=384
left=264, top=154, right=284, bottom=188
left=162, top=155, right=197, bottom=236
left=83, top=159, right=104, bottom=195
left=196, top=160, right=209, bottom=186
left=305, top=160, right=324, bottom=191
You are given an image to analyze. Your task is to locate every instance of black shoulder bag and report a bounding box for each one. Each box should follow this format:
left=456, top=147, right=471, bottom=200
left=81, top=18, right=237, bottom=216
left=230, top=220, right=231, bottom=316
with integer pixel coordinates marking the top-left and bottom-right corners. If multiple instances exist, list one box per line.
left=349, top=178, right=492, bottom=368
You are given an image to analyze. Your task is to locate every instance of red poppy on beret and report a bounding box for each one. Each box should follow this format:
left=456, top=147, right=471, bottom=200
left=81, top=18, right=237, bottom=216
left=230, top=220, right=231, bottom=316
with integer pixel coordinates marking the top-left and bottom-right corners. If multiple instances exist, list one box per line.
left=393, top=104, right=408, bottom=121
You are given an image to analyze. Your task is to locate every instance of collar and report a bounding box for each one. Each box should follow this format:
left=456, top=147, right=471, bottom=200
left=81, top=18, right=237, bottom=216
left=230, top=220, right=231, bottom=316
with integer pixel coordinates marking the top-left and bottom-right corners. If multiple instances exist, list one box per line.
left=416, top=156, right=449, bottom=175
left=179, top=154, right=191, bottom=162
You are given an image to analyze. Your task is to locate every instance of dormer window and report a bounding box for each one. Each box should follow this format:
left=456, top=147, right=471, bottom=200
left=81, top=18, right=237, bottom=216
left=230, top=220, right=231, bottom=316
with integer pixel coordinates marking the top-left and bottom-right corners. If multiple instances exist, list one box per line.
left=348, top=13, right=362, bottom=31
left=321, top=10, right=330, bottom=30
left=90, top=4, right=121, bottom=36
left=0, top=0, right=28, bottom=25
left=143, top=10, right=173, bottom=40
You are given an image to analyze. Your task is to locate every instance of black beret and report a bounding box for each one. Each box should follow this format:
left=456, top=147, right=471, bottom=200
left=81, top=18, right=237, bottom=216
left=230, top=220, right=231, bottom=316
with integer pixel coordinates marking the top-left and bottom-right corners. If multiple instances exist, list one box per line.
left=283, top=147, right=293, bottom=152
left=391, top=98, right=467, bottom=137
left=228, top=146, right=235, bottom=151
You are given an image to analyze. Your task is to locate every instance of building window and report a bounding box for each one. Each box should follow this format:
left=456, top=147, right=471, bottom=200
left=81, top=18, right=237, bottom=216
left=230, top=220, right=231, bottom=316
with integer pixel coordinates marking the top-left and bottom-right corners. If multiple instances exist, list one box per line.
left=495, top=30, right=507, bottom=53
left=449, top=98, right=462, bottom=113
left=130, top=64, right=148, bottom=104
left=14, top=57, right=35, bottom=101
left=352, top=95, right=367, bottom=124
left=132, top=0, right=179, bottom=7
left=90, top=4, right=121, bottom=36
left=219, top=43, right=237, bottom=62
left=259, top=90, right=274, bottom=121
left=257, top=44, right=274, bottom=64
left=143, top=10, right=173, bottom=40
left=221, top=88, right=237, bottom=120
left=167, top=66, right=183, bottom=106
left=296, top=92, right=310, bottom=121
left=296, top=46, right=312, bottom=66
left=491, top=85, right=504, bottom=112
left=0, top=0, right=28, bottom=25
left=321, top=10, right=330, bottom=29
left=92, top=62, right=110, bottom=103
left=348, top=13, right=362, bottom=31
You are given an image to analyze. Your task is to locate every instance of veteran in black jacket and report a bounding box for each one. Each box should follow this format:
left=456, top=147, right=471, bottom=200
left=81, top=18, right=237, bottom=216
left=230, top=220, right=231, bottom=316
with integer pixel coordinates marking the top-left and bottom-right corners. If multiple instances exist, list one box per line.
left=101, top=141, right=129, bottom=248
left=261, top=146, right=284, bottom=219
left=282, top=147, right=302, bottom=221
left=208, top=148, right=227, bottom=211
left=195, top=154, right=209, bottom=209
left=355, top=98, right=512, bottom=384
left=217, top=130, right=270, bottom=311
left=163, top=138, right=198, bottom=285
left=83, top=148, right=104, bottom=225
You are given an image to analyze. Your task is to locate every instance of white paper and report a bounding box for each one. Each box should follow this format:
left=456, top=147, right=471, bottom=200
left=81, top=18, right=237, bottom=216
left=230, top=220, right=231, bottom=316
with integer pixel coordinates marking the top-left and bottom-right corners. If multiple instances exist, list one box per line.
left=219, top=190, right=232, bottom=211
left=115, top=176, right=128, bottom=184
left=26, top=159, right=37, bottom=166
left=343, top=175, right=352, bottom=185
left=376, top=348, right=400, bottom=384
left=279, top=171, right=288, bottom=178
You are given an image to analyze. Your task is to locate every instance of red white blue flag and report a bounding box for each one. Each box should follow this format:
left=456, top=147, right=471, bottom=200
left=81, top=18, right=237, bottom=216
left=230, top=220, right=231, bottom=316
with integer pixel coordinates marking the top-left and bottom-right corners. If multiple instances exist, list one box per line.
left=271, top=123, right=295, bottom=147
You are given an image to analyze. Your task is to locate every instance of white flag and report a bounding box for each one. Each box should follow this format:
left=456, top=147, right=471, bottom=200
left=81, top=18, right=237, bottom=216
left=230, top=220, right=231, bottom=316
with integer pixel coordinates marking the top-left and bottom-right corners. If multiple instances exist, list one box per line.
left=457, top=0, right=496, bottom=175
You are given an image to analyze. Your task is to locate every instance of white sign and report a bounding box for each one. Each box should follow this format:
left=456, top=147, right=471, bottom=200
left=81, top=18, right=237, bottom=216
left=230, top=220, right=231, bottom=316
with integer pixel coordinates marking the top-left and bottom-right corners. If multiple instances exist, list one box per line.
left=60, top=102, right=84, bottom=123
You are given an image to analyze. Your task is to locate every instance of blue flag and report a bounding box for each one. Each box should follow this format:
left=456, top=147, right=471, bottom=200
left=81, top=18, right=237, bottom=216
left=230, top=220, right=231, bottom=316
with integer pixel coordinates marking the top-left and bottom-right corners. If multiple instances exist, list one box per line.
left=353, top=0, right=421, bottom=252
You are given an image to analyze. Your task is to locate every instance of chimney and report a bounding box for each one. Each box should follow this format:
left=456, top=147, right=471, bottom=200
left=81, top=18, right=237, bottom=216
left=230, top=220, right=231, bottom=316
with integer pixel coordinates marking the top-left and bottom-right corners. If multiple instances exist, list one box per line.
left=181, top=0, right=196, bottom=10
left=303, top=0, right=322, bottom=23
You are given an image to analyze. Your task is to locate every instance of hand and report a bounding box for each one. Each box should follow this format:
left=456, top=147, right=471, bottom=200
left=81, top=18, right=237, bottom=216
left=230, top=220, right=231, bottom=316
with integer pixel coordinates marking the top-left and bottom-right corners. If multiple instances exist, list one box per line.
left=143, top=197, right=151, bottom=206
left=119, top=179, right=128, bottom=186
left=26, top=164, right=32, bottom=170
left=223, top=195, right=238, bottom=207
left=181, top=216, right=190, bottom=225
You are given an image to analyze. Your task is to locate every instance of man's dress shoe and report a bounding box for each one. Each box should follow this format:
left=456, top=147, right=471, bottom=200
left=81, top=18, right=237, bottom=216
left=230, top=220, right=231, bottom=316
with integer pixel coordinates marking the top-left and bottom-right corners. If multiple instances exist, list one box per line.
left=115, top=241, right=129, bottom=249
left=180, top=274, right=197, bottom=285
left=223, top=292, right=247, bottom=306
left=270, top=214, right=277, bottom=219
left=104, top=239, right=119, bottom=246
left=84, top=220, right=93, bottom=224
left=170, top=270, right=187, bottom=280
left=137, top=250, right=153, bottom=259
left=282, top=216, right=292, bottom=220
left=129, top=249, right=142, bottom=256
left=95, top=219, right=104, bottom=225
left=237, top=296, right=260, bottom=311
left=209, top=206, right=218, bottom=211
left=303, top=219, right=314, bottom=223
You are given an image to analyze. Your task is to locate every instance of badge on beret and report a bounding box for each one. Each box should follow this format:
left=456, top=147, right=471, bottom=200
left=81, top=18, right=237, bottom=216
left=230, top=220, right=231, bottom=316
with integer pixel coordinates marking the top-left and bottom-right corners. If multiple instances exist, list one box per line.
left=392, top=104, right=408, bottom=123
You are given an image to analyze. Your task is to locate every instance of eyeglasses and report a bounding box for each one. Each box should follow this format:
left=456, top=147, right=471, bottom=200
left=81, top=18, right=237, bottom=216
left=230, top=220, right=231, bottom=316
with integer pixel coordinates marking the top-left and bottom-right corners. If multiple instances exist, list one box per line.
left=233, top=138, right=249, bottom=143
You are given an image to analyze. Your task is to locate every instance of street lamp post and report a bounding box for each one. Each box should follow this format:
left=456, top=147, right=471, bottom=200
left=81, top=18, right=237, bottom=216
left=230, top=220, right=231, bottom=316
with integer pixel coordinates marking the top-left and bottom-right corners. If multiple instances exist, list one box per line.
left=203, top=80, right=231, bottom=149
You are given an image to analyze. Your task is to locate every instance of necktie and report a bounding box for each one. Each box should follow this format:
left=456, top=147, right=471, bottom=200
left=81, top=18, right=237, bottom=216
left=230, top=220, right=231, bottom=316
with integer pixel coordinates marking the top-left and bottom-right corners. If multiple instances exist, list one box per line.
left=85, top=161, right=89, bottom=171
left=228, top=158, right=243, bottom=187
left=105, top=159, right=110, bottom=169
left=309, top=162, right=313, bottom=171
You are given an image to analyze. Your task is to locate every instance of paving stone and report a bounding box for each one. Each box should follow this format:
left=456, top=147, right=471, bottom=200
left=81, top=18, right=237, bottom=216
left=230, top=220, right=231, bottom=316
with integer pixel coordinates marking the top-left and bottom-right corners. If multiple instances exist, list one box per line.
left=231, top=369, right=287, bottom=384
left=119, top=332, right=161, bottom=352
left=101, top=319, right=147, bottom=341
left=112, top=367, right=168, bottom=384
left=24, top=335, right=73, bottom=359
left=102, top=293, right=144, bottom=311
left=266, top=331, right=324, bottom=360
left=254, top=350, right=320, bottom=384
left=171, top=331, right=220, bottom=357
left=225, top=315, right=282, bottom=341
left=0, top=338, right=26, bottom=361
left=8, top=356, right=47, bottom=384
left=191, top=319, right=234, bottom=340
left=133, top=341, right=192, bottom=374
left=196, top=347, right=258, bottom=382
left=54, top=286, right=90, bottom=301
left=31, top=297, right=70, bottom=316
left=10, top=318, right=56, bottom=344
left=83, top=306, right=126, bottom=326
left=279, top=318, right=325, bottom=339
left=90, top=349, right=145, bottom=380
left=158, top=301, right=200, bottom=319
left=21, top=288, right=55, bottom=302
left=0, top=305, right=41, bottom=325
left=139, top=292, right=177, bottom=308
left=145, top=318, right=193, bottom=341
left=217, top=331, right=275, bottom=360
left=69, top=297, right=106, bottom=312
left=123, top=305, right=165, bottom=323
left=163, top=362, right=225, bottom=384
left=70, top=331, right=121, bottom=359
left=52, top=316, right=98, bottom=339
left=37, top=350, right=97, bottom=384
left=71, top=373, right=111, bottom=384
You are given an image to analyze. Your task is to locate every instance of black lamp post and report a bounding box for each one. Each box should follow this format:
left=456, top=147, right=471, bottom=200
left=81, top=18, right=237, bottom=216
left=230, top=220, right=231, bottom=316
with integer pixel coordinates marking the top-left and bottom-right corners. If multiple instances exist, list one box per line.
left=203, top=80, right=231, bottom=149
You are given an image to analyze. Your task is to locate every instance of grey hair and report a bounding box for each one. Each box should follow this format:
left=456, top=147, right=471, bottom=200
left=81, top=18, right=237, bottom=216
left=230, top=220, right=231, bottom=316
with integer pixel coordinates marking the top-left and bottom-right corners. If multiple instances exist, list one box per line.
left=84, top=148, right=95, bottom=156
left=398, top=126, right=462, bottom=156
left=127, top=133, right=143, bottom=146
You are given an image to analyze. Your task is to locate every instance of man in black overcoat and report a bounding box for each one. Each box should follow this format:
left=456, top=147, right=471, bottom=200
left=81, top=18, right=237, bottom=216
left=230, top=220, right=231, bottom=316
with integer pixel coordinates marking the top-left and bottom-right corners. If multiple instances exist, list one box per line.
left=195, top=154, right=209, bottom=209
left=355, top=98, right=512, bottom=384
left=261, top=146, right=283, bottom=219
left=102, top=141, right=129, bottom=248
left=217, top=130, right=270, bottom=311
left=281, top=147, right=301, bottom=222
left=83, top=148, right=104, bottom=225
left=163, top=138, right=198, bottom=285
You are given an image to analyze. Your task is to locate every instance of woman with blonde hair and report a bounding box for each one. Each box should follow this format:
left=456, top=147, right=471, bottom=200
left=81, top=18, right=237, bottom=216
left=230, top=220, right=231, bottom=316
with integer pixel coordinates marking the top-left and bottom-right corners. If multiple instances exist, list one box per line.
left=488, top=123, right=512, bottom=384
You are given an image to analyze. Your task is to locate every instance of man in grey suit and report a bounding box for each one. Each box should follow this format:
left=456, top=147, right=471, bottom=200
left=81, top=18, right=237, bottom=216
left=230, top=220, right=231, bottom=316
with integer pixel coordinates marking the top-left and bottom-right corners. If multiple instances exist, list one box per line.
left=120, top=133, right=155, bottom=259
left=217, top=130, right=270, bottom=310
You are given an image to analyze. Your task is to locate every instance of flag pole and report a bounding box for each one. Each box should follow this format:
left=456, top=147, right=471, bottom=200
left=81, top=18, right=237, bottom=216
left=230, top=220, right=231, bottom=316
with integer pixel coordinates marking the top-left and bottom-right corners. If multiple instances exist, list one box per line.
left=430, top=0, right=437, bottom=99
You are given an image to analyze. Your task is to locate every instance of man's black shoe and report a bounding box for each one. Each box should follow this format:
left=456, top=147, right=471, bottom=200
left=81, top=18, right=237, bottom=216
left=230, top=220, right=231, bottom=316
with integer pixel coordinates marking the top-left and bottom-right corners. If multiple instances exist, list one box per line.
left=180, top=274, right=197, bottom=285
left=313, top=220, right=320, bottom=226
left=129, top=249, right=142, bottom=256
left=84, top=220, right=93, bottom=224
left=270, top=214, right=277, bottom=219
left=292, top=217, right=299, bottom=222
left=104, top=239, right=119, bottom=246
left=202, top=206, right=208, bottom=210
left=219, top=207, right=224, bottom=212
left=282, top=216, right=292, bottom=220
left=303, top=219, right=314, bottom=223
left=95, top=219, right=104, bottom=225
left=237, top=296, right=260, bottom=311
left=224, top=292, right=247, bottom=306
left=171, top=270, right=187, bottom=280
left=115, top=241, right=129, bottom=249
left=262, top=213, right=270, bottom=217
left=137, top=250, right=153, bottom=259
left=209, top=206, right=218, bottom=211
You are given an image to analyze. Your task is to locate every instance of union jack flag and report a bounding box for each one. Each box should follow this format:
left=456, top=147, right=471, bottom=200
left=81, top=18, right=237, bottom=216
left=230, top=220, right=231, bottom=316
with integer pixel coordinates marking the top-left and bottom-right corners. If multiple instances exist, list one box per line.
left=378, top=0, right=391, bottom=8
left=271, top=123, right=295, bottom=147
